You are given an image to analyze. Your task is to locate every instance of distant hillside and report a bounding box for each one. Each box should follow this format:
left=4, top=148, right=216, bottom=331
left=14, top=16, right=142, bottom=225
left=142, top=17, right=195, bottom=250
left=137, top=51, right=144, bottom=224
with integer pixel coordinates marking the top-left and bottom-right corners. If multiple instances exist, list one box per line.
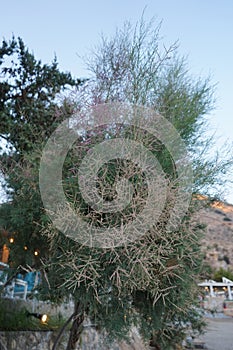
left=200, top=200, right=233, bottom=271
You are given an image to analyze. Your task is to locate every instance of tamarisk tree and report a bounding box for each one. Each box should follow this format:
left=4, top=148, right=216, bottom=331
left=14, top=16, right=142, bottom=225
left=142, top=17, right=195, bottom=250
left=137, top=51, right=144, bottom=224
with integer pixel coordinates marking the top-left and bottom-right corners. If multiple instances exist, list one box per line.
left=39, top=18, right=231, bottom=350
left=0, top=20, right=231, bottom=350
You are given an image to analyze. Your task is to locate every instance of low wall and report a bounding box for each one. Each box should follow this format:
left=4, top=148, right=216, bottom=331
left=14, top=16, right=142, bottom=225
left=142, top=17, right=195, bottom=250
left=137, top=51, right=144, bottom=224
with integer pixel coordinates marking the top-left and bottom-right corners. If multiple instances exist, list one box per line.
left=0, top=331, right=60, bottom=350
left=203, top=295, right=225, bottom=312
left=0, top=298, right=149, bottom=350
left=0, top=328, right=148, bottom=350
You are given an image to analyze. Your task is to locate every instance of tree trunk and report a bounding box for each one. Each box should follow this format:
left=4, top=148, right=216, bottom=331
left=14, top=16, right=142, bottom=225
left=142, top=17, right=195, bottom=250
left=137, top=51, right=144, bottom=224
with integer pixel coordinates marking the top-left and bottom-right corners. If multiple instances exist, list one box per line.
left=66, top=301, right=85, bottom=350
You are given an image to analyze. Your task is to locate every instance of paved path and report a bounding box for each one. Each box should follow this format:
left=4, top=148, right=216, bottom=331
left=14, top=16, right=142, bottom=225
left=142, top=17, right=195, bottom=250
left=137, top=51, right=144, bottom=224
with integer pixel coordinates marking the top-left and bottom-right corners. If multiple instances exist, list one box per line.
left=196, top=317, right=233, bottom=350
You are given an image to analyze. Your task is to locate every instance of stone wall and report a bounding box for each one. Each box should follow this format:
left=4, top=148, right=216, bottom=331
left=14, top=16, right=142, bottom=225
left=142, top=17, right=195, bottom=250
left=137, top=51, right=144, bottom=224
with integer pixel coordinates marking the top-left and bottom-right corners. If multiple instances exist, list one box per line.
left=203, top=295, right=225, bottom=312
left=0, top=328, right=148, bottom=350
left=0, top=331, right=60, bottom=350
left=0, top=298, right=149, bottom=350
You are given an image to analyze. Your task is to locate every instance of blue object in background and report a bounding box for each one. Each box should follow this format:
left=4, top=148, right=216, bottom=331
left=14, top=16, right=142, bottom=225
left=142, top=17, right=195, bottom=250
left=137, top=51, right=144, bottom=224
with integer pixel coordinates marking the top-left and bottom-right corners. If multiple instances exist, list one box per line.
left=14, top=271, right=39, bottom=293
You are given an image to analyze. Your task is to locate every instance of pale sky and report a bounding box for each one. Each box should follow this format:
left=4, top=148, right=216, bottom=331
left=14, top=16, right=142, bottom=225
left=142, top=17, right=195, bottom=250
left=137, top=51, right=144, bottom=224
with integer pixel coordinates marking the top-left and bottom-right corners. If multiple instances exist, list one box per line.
left=1, top=0, right=233, bottom=202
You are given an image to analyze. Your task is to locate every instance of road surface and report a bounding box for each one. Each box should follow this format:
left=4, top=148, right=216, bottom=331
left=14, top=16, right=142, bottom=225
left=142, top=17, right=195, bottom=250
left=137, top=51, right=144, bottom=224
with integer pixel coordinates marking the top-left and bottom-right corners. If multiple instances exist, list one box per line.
left=195, top=317, right=233, bottom=350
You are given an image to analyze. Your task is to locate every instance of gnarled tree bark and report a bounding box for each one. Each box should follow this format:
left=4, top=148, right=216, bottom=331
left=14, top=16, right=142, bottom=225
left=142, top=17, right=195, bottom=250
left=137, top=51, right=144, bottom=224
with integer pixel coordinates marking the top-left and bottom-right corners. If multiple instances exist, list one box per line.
left=66, top=301, right=85, bottom=350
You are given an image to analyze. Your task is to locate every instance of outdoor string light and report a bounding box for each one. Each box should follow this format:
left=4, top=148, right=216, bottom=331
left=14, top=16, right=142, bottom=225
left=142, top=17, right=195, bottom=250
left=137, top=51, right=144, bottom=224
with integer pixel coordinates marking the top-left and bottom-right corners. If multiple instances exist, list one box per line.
left=26, top=311, right=49, bottom=324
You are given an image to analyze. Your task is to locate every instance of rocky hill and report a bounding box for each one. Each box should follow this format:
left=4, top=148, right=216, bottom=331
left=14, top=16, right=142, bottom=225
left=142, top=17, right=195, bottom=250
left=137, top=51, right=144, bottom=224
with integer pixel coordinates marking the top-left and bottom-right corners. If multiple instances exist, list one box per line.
left=199, top=200, right=233, bottom=272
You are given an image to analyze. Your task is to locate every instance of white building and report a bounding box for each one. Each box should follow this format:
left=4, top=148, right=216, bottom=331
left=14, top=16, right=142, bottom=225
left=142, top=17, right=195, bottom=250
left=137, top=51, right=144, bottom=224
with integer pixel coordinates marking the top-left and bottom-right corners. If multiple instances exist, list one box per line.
left=198, top=277, right=233, bottom=300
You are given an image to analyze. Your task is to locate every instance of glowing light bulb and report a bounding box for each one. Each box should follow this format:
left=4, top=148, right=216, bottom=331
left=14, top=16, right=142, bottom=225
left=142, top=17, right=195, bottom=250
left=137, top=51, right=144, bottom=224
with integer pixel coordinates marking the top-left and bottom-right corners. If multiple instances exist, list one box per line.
left=41, top=314, right=48, bottom=323
left=9, top=237, right=14, bottom=243
left=34, top=250, right=39, bottom=256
